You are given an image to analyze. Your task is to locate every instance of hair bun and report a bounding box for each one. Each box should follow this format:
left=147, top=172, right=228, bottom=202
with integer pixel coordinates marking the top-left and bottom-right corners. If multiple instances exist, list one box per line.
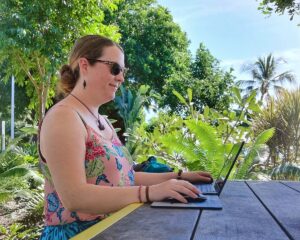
left=60, top=64, right=74, bottom=78
left=58, top=64, right=76, bottom=95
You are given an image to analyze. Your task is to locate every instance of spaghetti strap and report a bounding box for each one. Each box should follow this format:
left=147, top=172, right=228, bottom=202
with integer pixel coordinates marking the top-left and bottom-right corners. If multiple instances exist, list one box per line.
left=102, top=116, right=118, bottom=138
left=53, top=104, right=89, bottom=130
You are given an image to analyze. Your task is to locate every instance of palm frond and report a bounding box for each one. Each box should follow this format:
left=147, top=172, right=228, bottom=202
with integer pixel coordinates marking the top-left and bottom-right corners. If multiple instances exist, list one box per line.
left=235, top=128, right=275, bottom=179
left=255, top=128, right=275, bottom=145
left=160, top=133, right=206, bottom=165
left=185, top=120, right=222, bottom=154
left=252, top=68, right=263, bottom=81
left=185, top=120, right=226, bottom=173
left=272, top=71, right=296, bottom=84
left=172, top=90, right=188, bottom=106
left=0, top=165, right=32, bottom=178
left=273, top=85, right=285, bottom=95
left=236, top=80, right=256, bottom=87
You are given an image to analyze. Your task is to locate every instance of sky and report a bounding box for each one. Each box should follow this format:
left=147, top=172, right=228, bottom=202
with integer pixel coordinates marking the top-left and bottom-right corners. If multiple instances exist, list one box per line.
left=156, top=0, right=300, bottom=88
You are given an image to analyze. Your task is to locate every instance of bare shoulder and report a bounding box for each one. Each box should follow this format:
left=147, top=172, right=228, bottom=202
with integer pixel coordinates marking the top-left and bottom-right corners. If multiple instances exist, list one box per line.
left=42, top=105, right=85, bottom=135
left=40, top=104, right=87, bottom=155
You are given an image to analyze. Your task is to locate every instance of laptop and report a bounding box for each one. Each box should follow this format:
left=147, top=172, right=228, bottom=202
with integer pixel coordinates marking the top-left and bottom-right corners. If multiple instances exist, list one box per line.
left=196, top=141, right=245, bottom=196
left=150, top=142, right=244, bottom=210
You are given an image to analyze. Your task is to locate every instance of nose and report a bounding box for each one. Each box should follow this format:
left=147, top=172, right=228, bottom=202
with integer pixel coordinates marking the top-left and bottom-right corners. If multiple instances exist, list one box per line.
left=115, top=71, right=125, bottom=84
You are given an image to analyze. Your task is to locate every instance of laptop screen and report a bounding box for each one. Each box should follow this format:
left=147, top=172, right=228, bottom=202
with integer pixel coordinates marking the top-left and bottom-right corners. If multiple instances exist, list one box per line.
left=214, top=142, right=245, bottom=195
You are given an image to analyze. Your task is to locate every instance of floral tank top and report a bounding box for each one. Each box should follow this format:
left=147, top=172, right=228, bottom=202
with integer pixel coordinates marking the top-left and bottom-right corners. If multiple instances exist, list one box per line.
left=39, top=114, right=135, bottom=226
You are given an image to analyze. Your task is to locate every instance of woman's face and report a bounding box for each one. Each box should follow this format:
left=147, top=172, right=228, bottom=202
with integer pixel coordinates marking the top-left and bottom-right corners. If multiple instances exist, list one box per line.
left=86, top=45, right=125, bottom=104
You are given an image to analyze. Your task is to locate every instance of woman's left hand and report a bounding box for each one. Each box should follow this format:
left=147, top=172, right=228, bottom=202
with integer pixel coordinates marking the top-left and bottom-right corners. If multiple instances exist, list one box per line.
left=181, top=171, right=213, bottom=183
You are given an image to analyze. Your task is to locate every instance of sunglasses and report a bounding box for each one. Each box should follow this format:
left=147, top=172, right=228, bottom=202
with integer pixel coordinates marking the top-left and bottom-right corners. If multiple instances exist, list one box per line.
left=87, top=58, right=128, bottom=77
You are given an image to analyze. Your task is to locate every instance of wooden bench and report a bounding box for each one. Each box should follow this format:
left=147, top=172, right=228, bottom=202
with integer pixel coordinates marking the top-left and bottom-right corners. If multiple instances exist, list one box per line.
left=72, top=181, right=300, bottom=240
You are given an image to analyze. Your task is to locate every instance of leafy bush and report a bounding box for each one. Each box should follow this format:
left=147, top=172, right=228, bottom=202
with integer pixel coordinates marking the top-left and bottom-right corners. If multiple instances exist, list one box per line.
left=127, top=87, right=274, bottom=179
left=253, top=88, right=300, bottom=166
left=0, top=223, right=41, bottom=240
left=271, top=163, right=300, bottom=181
left=18, top=191, right=44, bottom=227
left=0, top=127, right=43, bottom=205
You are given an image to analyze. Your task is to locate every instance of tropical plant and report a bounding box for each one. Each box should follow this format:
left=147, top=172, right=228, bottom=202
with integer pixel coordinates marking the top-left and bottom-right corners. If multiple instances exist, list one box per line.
left=114, top=85, right=151, bottom=155
left=0, top=222, right=41, bottom=240
left=18, top=191, right=44, bottom=227
left=253, top=88, right=300, bottom=166
left=238, top=53, right=295, bottom=102
left=271, top=163, right=300, bottom=180
left=130, top=112, right=185, bottom=168
left=0, top=126, right=43, bottom=204
left=234, top=128, right=275, bottom=179
left=115, top=85, right=150, bottom=132
left=159, top=119, right=230, bottom=177
left=130, top=88, right=273, bottom=179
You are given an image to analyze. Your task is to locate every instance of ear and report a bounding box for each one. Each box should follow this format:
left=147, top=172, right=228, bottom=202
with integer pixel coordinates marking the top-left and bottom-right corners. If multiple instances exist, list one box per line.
left=78, top=58, right=89, bottom=76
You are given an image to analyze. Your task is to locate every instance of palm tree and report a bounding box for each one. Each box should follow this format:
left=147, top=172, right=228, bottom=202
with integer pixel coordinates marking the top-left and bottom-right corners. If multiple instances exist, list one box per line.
left=253, top=88, right=300, bottom=166
left=238, top=54, right=295, bottom=102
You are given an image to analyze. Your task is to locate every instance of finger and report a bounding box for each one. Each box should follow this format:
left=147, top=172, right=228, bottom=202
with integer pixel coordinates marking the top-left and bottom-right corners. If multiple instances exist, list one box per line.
left=170, top=191, right=188, bottom=203
left=197, top=175, right=213, bottom=183
left=173, top=183, right=200, bottom=197
left=177, top=179, right=200, bottom=193
left=198, top=172, right=212, bottom=178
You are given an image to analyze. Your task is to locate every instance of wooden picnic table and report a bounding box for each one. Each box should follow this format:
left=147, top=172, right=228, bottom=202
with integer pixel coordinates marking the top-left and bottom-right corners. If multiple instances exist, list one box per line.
left=72, top=181, right=300, bottom=240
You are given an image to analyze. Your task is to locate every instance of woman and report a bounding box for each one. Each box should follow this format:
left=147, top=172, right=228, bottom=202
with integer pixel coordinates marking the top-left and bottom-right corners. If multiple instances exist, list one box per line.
left=39, top=35, right=212, bottom=239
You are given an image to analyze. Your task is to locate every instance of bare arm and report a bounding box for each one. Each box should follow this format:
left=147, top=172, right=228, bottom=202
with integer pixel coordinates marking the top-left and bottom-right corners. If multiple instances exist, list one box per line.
left=134, top=172, right=178, bottom=186
left=135, top=171, right=213, bottom=186
left=41, top=107, right=141, bottom=215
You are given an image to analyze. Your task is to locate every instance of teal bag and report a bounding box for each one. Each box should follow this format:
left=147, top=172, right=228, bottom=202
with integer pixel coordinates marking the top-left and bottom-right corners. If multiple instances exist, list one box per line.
left=134, top=156, right=174, bottom=173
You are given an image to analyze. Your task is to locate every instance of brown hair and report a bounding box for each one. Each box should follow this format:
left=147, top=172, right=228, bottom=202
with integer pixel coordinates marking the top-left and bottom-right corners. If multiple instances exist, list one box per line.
left=58, top=35, right=123, bottom=95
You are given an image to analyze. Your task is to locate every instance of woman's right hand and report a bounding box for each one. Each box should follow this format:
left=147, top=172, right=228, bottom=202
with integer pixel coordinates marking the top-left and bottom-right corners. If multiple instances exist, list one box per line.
left=148, top=179, right=201, bottom=203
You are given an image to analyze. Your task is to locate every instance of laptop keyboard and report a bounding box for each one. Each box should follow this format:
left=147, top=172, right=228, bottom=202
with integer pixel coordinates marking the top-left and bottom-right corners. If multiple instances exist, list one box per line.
left=196, top=183, right=216, bottom=193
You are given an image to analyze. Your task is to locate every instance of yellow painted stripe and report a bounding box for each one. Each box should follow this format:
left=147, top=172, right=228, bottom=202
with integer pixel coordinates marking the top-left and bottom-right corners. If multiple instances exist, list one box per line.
left=71, top=203, right=143, bottom=240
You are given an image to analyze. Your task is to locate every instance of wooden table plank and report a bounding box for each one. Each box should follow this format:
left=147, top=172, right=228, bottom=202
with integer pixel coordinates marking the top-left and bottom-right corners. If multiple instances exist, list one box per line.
left=280, top=181, right=300, bottom=193
left=247, top=181, right=300, bottom=240
left=193, top=181, right=288, bottom=240
left=91, top=204, right=200, bottom=240
left=71, top=203, right=143, bottom=240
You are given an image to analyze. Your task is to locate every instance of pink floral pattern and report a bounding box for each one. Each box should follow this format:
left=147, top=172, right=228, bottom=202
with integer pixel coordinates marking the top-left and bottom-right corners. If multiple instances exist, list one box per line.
left=40, top=125, right=135, bottom=226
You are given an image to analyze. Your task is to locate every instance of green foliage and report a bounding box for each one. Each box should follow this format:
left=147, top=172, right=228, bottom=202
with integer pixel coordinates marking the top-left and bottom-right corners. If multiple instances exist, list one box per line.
left=19, top=191, right=44, bottom=227
left=271, top=163, right=300, bottom=180
left=0, top=222, right=40, bottom=240
left=0, top=127, right=43, bottom=204
left=130, top=87, right=273, bottom=179
left=130, top=112, right=185, bottom=167
left=184, top=120, right=225, bottom=172
left=0, top=0, right=121, bottom=121
left=115, top=85, right=150, bottom=131
left=114, top=85, right=151, bottom=155
left=0, top=177, right=30, bottom=203
left=258, top=0, right=300, bottom=21
left=159, top=120, right=227, bottom=177
left=162, top=43, right=235, bottom=114
left=104, top=0, right=191, bottom=94
left=253, top=88, right=300, bottom=165
left=235, top=128, right=275, bottom=179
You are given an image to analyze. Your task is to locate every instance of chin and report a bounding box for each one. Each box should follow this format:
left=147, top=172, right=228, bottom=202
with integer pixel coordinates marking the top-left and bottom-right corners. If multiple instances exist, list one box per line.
left=103, top=94, right=116, bottom=104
